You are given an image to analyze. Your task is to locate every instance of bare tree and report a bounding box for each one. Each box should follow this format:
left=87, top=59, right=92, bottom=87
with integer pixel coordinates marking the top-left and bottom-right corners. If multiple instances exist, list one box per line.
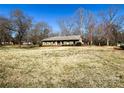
left=74, top=8, right=84, bottom=36
left=58, top=8, right=84, bottom=36
left=94, top=23, right=106, bottom=46
left=36, top=22, right=52, bottom=39
left=29, top=21, right=52, bottom=45
left=58, top=17, right=74, bottom=36
left=113, top=15, right=124, bottom=44
left=87, top=11, right=96, bottom=45
left=11, top=9, right=32, bottom=47
left=0, top=16, right=12, bottom=45
left=99, top=7, right=120, bottom=46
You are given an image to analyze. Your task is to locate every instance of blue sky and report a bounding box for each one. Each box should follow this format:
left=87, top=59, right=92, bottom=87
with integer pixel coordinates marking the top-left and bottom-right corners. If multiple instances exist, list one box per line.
left=0, top=4, right=124, bottom=32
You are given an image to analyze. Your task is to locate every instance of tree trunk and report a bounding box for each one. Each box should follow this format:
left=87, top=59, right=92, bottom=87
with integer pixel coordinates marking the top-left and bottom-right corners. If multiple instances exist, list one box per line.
left=19, top=37, right=22, bottom=48
left=19, top=43, right=21, bottom=47
left=0, top=39, right=2, bottom=46
left=99, top=42, right=101, bottom=46
left=107, top=38, right=109, bottom=46
left=90, top=40, right=93, bottom=45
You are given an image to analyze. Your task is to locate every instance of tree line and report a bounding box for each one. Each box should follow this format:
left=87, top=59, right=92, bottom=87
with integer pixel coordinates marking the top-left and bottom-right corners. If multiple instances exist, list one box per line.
left=58, top=7, right=124, bottom=46
left=0, top=7, right=124, bottom=47
left=0, top=9, right=54, bottom=47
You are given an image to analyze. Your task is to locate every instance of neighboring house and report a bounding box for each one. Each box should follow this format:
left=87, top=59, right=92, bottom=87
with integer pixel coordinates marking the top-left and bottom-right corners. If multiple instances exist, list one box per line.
left=41, top=35, right=83, bottom=46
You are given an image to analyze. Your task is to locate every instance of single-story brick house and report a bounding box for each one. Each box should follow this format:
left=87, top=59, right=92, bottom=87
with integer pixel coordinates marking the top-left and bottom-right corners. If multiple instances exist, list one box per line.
left=41, top=35, right=83, bottom=46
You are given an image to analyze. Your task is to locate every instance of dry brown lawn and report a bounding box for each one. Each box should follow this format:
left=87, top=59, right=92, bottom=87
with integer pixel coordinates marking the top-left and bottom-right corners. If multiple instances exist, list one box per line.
left=0, top=46, right=124, bottom=87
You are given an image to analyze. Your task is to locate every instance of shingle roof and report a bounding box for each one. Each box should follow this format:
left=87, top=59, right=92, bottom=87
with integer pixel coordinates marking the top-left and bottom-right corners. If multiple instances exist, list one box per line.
left=42, top=35, right=81, bottom=41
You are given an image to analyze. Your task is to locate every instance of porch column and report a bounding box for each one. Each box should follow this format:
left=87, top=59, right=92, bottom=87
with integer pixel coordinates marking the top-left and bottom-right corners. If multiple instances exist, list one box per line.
left=60, top=41, right=62, bottom=45
left=55, top=41, right=57, bottom=45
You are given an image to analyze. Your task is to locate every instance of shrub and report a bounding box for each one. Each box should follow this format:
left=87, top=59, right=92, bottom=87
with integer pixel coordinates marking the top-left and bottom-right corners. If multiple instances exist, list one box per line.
left=39, top=43, right=42, bottom=47
left=120, top=43, right=124, bottom=49
left=75, top=41, right=82, bottom=46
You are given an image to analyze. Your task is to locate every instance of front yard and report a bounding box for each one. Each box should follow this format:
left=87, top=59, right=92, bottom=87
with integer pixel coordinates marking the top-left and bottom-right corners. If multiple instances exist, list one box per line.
left=0, top=46, right=124, bottom=87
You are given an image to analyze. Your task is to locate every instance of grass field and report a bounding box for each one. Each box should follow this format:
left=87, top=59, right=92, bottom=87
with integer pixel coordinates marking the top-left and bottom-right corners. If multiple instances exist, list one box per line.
left=0, top=46, right=124, bottom=88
